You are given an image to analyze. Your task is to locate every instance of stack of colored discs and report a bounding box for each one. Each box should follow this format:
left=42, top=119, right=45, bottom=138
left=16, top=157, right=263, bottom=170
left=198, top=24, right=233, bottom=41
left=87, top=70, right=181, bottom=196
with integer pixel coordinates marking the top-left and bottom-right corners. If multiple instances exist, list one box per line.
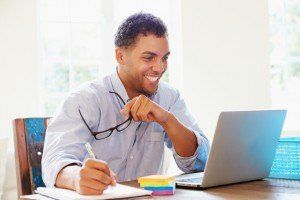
left=138, top=175, right=175, bottom=196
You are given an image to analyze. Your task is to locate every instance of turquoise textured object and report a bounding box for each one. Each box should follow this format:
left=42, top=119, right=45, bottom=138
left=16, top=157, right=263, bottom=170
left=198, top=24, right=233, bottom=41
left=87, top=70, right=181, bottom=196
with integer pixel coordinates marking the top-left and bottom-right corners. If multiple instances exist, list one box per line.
left=269, top=137, right=300, bottom=180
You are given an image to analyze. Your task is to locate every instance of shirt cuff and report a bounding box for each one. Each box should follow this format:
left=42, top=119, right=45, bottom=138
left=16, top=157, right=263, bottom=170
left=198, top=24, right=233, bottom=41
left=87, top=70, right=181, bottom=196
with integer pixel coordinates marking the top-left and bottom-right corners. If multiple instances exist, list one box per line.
left=172, top=129, right=209, bottom=172
left=43, top=158, right=82, bottom=188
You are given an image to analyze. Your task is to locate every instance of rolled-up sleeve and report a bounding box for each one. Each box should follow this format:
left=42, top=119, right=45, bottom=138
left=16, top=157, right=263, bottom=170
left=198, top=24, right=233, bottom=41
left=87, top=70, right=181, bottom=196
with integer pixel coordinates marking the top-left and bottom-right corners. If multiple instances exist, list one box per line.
left=42, top=91, right=99, bottom=187
left=164, top=90, right=210, bottom=173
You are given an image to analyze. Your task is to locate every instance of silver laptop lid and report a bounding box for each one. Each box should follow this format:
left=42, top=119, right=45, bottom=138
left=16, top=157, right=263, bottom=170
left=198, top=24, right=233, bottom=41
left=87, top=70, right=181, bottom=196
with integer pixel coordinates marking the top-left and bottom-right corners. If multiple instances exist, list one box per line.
left=201, top=110, right=286, bottom=188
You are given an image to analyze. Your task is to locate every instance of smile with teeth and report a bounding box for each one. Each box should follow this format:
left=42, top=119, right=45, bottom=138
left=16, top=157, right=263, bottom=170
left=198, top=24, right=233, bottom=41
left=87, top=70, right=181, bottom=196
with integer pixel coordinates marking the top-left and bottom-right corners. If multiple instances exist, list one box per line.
left=144, top=75, right=159, bottom=82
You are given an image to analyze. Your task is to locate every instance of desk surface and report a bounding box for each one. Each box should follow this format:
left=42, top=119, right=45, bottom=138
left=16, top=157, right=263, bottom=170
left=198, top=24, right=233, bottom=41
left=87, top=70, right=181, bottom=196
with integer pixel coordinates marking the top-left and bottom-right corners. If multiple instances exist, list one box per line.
left=21, top=178, right=300, bottom=200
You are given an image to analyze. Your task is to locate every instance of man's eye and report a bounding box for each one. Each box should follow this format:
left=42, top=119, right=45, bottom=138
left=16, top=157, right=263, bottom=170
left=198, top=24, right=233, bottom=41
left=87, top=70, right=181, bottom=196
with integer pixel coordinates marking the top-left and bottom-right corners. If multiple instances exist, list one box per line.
left=163, top=57, right=169, bottom=61
left=144, top=57, right=153, bottom=61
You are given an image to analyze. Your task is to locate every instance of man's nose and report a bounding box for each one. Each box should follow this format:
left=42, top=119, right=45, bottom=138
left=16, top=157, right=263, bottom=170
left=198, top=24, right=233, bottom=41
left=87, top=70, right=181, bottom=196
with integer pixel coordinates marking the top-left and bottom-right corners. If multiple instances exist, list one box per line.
left=152, top=59, right=165, bottom=73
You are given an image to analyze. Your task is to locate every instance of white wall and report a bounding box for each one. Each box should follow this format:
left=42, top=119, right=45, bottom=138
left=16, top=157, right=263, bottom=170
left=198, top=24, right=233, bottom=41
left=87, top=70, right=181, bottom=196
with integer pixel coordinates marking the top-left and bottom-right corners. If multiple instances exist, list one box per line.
left=0, top=0, right=38, bottom=199
left=181, top=0, right=271, bottom=140
left=0, top=0, right=39, bottom=138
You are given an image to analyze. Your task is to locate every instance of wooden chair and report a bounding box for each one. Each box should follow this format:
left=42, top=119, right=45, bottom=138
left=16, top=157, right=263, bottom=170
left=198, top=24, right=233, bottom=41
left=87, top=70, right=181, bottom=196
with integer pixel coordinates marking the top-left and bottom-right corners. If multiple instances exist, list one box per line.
left=13, top=118, right=50, bottom=197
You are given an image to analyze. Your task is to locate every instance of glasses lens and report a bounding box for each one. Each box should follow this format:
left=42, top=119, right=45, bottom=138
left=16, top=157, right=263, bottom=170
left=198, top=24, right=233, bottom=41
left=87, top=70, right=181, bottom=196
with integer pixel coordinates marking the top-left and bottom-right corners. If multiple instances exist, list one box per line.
left=95, top=131, right=112, bottom=140
left=116, top=118, right=132, bottom=132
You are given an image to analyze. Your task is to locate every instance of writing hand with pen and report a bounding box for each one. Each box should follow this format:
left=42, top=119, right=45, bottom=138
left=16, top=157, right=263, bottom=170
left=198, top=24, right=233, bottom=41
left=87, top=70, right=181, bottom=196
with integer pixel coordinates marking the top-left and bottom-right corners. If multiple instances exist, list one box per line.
left=56, top=143, right=116, bottom=195
left=74, top=158, right=116, bottom=195
left=72, top=143, right=116, bottom=195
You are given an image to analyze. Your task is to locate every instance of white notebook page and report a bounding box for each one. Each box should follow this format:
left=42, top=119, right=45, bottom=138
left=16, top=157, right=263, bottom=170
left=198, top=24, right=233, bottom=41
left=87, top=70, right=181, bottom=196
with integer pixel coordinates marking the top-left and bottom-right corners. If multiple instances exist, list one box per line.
left=33, top=184, right=152, bottom=200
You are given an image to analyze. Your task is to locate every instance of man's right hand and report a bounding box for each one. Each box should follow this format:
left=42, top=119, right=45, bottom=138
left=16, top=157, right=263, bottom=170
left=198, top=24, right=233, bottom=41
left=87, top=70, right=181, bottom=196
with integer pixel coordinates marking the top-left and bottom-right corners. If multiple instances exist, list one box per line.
left=56, top=158, right=116, bottom=195
left=75, top=158, right=116, bottom=195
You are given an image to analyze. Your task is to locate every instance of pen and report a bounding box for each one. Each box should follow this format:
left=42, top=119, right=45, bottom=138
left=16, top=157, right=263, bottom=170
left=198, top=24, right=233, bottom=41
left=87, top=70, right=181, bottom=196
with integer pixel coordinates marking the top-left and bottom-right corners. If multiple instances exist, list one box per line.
left=85, top=142, right=96, bottom=159
left=85, top=142, right=116, bottom=188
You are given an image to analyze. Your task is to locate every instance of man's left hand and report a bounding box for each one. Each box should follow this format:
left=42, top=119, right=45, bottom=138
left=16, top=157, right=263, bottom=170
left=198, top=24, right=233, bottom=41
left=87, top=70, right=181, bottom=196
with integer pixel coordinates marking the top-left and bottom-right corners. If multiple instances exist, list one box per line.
left=120, top=95, right=171, bottom=125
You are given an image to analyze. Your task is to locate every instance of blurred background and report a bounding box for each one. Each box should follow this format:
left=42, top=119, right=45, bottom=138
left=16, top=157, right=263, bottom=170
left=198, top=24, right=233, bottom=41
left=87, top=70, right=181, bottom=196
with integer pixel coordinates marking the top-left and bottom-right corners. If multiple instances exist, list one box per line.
left=0, top=0, right=299, bottom=199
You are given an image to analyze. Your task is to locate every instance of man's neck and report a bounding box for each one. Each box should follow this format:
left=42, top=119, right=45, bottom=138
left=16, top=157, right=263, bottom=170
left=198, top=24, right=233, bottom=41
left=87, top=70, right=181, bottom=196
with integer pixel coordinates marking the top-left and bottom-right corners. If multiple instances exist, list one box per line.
left=117, top=67, right=140, bottom=100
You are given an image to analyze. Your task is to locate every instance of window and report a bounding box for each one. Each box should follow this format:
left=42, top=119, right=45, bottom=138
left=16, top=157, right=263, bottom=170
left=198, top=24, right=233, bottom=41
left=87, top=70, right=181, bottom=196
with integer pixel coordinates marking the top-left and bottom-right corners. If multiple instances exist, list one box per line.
left=38, top=0, right=182, bottom=116
left=269, top=0, right=300, bottom=136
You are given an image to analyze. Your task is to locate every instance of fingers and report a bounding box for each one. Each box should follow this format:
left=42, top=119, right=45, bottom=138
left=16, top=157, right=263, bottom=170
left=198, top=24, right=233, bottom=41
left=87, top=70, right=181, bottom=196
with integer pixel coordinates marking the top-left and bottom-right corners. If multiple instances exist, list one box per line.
left=85, top=159, right=111, bottom=177
left=76, top=159, right=117, bottom=195
left=137, top=100, right=152, bottom=122
left=76, top=170, right=108, bottom=195
left=121, top=97, right=137, bottom=118
left=84, top=159, right=115, bottom=185
left=121, top=95, right=153, bottom=122
left=130, top=96, right=144, bottom=121
left=78, top=185, right=105, bottom=195
left=81, top=167, right=112, bottom=185
left=80, top=177, right=108, bottom=191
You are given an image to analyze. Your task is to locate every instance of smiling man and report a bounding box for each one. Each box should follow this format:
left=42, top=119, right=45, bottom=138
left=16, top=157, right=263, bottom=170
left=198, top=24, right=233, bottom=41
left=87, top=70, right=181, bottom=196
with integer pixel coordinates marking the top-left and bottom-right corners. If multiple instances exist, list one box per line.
left=42, top=13, right=210, bottom=195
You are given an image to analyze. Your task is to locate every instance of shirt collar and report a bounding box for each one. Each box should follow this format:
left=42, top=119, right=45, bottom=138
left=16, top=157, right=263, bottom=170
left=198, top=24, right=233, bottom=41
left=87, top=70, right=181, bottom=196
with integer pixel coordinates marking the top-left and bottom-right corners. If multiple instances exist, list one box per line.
left=110, top=67, right=130, bottom=103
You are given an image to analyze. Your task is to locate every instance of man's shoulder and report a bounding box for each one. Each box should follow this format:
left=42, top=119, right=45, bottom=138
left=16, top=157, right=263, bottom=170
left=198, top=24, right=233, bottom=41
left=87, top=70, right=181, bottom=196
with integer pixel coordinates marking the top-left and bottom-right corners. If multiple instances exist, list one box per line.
left=158, top=81, right=179, bottom=97
left=156, top=81, right=181, bottom=106
left=67, top=76, right=111, bottom=102
left=75, top=76, right=110, bottom=93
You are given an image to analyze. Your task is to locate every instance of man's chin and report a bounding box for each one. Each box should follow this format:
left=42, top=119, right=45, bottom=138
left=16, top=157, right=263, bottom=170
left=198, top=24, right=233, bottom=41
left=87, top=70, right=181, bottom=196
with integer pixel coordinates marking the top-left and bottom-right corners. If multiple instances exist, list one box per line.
left=141, top=86, right=158, bottom=96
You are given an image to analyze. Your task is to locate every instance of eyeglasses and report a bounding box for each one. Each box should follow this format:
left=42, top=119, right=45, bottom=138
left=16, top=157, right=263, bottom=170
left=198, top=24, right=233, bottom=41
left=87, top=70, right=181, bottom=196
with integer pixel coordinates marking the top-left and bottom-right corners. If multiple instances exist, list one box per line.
left=79, top=91, right=133, bottom=140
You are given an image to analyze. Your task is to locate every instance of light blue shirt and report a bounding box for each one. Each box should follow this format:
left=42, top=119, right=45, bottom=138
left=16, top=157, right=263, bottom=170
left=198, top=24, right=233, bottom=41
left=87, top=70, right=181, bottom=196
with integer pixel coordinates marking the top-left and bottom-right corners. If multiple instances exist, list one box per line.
left=42, top=70, right=210, bottom=187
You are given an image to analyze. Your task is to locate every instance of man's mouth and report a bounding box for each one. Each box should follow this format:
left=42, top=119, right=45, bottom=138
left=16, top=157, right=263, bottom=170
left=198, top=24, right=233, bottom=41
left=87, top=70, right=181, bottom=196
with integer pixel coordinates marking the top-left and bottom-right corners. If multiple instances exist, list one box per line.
left=144, top=75, right=159, bottom=82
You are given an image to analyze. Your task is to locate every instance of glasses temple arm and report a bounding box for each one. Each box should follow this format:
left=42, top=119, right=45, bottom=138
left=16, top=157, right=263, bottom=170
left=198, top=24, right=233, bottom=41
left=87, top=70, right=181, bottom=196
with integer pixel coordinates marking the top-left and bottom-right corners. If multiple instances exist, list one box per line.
left=78, top=108, right=94, bottom=134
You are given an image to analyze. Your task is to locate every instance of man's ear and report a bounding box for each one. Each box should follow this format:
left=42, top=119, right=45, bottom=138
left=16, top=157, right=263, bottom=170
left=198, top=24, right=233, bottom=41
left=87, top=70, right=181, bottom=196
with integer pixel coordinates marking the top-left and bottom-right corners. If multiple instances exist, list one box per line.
left=115, top=47, right=126, bottom=65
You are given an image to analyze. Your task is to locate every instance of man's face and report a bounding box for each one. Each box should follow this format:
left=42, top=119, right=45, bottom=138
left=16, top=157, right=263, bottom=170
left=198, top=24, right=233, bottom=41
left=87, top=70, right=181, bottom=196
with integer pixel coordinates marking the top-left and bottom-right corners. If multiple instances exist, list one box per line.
left=118, top=34, right=170, bottom=95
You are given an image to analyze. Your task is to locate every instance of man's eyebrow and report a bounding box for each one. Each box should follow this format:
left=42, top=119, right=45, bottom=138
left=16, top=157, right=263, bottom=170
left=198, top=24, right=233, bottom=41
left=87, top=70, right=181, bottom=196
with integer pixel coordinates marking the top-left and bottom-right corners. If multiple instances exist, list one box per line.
left=141, top=51, right=171, bottom=57
left=163, top=52, right=170, bottom=57
left=141, top=51, right=157, bottom=56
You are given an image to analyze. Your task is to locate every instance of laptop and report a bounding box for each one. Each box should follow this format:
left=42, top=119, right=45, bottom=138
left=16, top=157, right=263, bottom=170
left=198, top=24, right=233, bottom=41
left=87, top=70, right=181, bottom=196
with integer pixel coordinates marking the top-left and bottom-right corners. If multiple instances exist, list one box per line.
left=176, top=110, right=287, bottom=188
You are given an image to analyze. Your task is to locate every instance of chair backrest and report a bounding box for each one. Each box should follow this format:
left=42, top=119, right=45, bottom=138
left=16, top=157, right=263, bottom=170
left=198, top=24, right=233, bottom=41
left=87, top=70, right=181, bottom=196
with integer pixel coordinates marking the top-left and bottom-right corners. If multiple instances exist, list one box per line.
left=13, top=118, right=50, bottom=197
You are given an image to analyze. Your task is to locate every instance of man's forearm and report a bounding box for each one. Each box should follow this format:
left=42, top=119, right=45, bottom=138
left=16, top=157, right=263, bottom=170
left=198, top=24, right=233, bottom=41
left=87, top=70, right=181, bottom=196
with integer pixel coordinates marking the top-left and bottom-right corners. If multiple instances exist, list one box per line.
left=120, top=95, right=198, bottom=157
left=161, top=113, right=198, bottom=157
left=55, top=164, right=80, bottom=190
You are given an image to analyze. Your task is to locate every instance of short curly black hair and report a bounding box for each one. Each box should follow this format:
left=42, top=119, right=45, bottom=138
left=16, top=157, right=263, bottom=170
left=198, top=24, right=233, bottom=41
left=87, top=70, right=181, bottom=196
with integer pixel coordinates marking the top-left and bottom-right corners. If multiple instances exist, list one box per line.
left=114, top=12, right=168, bottom=48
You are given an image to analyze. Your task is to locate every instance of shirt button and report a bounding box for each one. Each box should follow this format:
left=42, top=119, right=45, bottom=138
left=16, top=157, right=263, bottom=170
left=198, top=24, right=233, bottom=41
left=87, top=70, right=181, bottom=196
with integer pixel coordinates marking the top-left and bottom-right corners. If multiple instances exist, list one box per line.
left=130, top=155, right=134, bottom=160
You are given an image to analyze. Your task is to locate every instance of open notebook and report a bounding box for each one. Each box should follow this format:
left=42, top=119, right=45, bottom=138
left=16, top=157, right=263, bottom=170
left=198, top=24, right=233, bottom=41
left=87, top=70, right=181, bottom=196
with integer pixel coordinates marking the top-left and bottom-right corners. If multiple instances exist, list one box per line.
left=23, top=184, right=152, bottom=200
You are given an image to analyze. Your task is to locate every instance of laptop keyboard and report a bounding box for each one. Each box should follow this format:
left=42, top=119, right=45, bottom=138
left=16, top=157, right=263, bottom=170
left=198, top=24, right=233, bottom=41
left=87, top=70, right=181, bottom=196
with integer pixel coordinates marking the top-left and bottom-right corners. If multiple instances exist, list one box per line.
left=269, top=138, right=300, bottom=180
left=177, top=177, right=203, bottom=183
